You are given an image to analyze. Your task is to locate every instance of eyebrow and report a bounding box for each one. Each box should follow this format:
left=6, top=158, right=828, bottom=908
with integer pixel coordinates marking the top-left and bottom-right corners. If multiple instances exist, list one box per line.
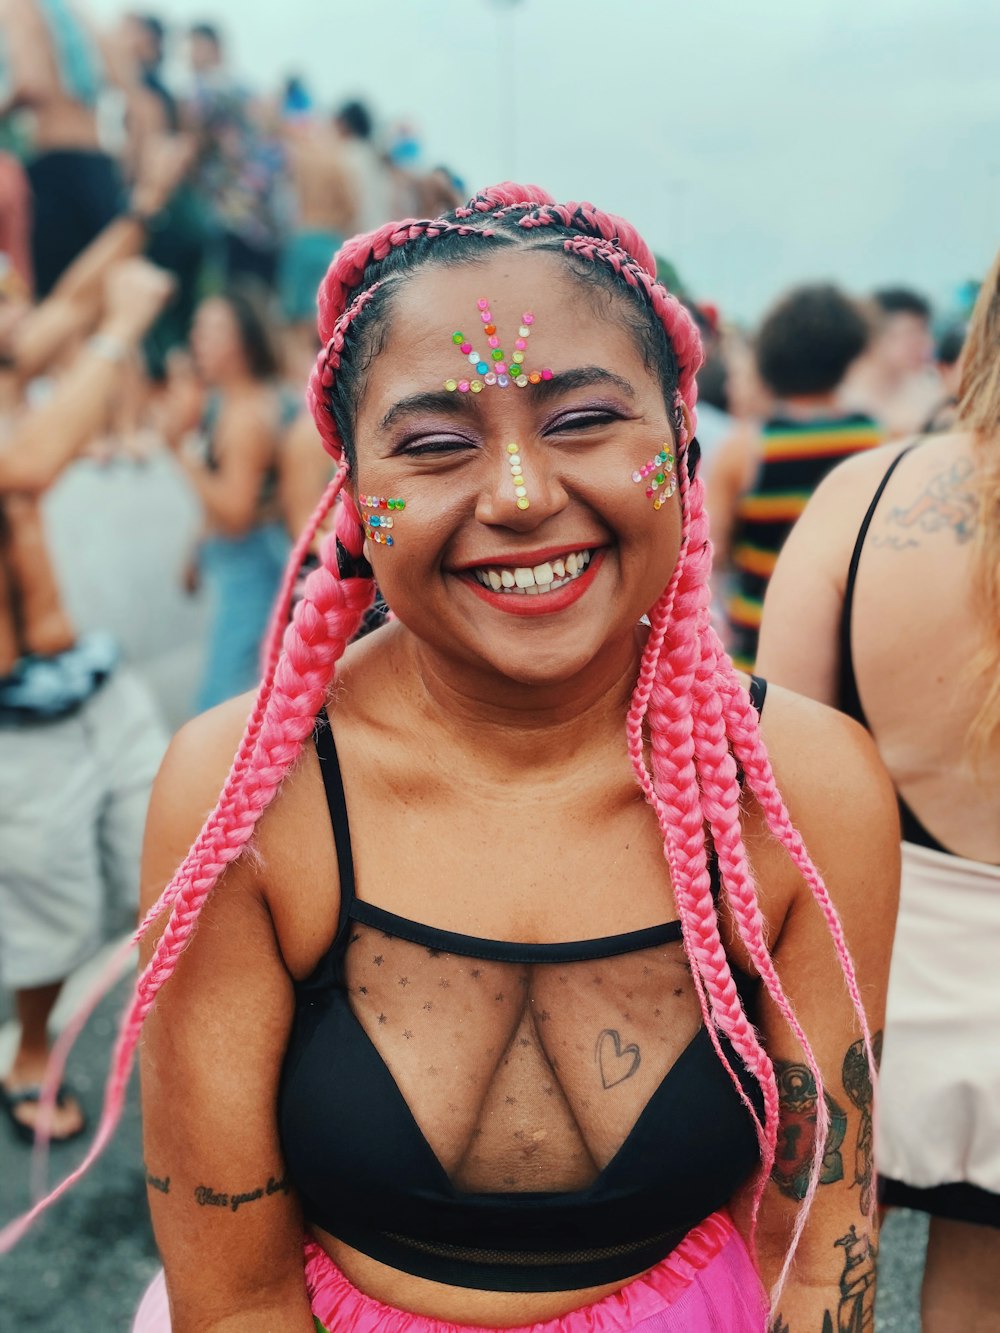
left=378, top=366, right=637, bottom=432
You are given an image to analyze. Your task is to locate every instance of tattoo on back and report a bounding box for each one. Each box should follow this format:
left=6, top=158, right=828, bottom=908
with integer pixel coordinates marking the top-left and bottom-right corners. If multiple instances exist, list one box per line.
left=771, top=1060, right=847, bottom=1200
left=842, top=1031, right=883, bottom=1216
left=874, top=457, right=977, bottom=548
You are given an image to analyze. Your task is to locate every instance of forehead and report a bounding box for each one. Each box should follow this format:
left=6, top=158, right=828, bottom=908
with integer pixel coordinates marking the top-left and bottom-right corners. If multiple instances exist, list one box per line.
left=359, top=249, right=651, bottom=416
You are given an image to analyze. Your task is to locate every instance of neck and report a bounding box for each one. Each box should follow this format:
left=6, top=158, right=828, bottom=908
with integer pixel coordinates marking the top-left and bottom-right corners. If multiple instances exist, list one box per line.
left=773, top=392, right=841, bottom=419
left=402, top=628, right=645, bottom=779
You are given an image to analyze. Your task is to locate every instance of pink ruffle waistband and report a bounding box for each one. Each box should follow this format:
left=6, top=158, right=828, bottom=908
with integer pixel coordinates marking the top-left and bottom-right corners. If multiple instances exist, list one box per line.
left=304, top=1210, right=763, bottom=1332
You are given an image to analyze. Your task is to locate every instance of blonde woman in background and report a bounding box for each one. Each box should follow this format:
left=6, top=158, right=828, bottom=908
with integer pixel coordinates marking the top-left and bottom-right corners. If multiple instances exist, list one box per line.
left=757, top=248, right=1000, bottom=1333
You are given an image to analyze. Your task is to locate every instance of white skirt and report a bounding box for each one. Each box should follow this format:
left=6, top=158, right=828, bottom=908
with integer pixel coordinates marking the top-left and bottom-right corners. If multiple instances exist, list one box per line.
left=877, top=840, right=1000, bottom=1195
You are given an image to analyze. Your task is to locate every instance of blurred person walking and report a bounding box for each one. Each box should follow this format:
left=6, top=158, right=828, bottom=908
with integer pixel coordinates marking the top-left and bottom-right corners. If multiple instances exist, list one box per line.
left=920, top=322, right=967, bottom=434
left=757, top=247, right=1000, bottom=1333
left=112, top=12, right=206, bottom=376
left=0, top=0, right=123, bottom=294
left=278, top=104, right=354, bottom=380
left=333, top=98, right=392, bottom=234
left=707, top=285, right=879, bottom=669
left=0, top=141, right=185, bottom=1144
left=160, top=284, right=293, bottom=711
left=840, top=287, right=937, bottom=437
left=184, top=23, right=286, bottom=288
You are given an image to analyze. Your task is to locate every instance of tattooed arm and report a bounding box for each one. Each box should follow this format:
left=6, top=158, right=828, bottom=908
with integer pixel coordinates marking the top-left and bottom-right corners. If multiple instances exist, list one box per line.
left=737, top=686, right=900, bottom=1332
left=139, top=699, right=316, bottom=1332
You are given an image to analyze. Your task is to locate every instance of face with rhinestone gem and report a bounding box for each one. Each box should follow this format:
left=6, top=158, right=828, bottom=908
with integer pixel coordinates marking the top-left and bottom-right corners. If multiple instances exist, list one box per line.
left=347, top=250, right=687, bottom=688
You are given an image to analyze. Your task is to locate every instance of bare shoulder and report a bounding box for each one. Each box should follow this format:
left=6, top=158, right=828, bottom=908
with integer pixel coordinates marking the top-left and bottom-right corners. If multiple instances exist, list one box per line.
left=140, top=691, right=260, bottom=918
left=754, top=681, right=900, bottom=925
left=805, top=439, right=914, bottom=518
left=758, top=681, right=897, bottom=842
left=217, top=387, right=281, bottom=443
left=282, top=410, right=322, bottom=455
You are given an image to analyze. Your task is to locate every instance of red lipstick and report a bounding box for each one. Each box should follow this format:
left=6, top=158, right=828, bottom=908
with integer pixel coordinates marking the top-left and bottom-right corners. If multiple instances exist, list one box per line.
left=456, top=551, right=605, bottom=617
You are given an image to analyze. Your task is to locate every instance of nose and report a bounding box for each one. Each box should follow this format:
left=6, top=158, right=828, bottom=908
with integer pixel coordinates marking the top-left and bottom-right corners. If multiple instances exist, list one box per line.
left=474, top=440, right=568, bottom=531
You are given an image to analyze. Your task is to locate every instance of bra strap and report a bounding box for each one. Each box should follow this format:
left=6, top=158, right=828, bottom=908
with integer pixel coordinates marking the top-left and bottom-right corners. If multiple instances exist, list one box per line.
left=313, top=712, right=358, bottom=924
left=747, top=674, right=768, bottom=717
left=838, top=446, right=914, bottom=727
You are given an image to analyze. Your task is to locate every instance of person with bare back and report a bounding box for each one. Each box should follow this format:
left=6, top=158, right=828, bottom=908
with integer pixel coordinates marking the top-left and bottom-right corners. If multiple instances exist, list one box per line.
left=278, top=113, right=355, bottom=378
left=758, top=247, right=1000, bottom=1332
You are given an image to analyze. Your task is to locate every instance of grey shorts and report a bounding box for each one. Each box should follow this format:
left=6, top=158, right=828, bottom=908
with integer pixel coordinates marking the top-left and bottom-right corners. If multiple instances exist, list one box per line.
left=0, top=668, right=168, bottom=990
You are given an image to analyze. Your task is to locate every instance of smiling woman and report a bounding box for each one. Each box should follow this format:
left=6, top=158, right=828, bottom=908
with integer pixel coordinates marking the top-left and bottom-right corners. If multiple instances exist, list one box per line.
left=5, top=186, right=898, bottom=1333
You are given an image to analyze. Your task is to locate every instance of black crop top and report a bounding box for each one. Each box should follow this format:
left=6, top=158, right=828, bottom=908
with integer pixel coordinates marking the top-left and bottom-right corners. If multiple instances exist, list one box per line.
left=277, top=682, right=767, bottom=1293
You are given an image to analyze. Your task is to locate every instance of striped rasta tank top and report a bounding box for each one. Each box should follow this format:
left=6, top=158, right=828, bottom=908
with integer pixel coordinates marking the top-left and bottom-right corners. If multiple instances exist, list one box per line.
left=725, top=412, right=882, bottom=670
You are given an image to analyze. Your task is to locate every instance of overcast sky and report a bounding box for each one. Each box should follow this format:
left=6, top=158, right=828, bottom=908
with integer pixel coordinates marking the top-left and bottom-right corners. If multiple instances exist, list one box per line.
left=91, top=0, right=999, bottom=322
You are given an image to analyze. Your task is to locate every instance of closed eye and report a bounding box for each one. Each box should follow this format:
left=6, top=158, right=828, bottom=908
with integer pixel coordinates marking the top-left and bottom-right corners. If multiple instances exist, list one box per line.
left=394, top=434, right=475, bottom=457
left=543, top=407, right=627, bottom=434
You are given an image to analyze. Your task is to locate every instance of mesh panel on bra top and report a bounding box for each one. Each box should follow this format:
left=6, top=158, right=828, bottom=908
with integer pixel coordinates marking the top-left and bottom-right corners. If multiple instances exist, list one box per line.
left=342, top=920, right=702, bottom=1194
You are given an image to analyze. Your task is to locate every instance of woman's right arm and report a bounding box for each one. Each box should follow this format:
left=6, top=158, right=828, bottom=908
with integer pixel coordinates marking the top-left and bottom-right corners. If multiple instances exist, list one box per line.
left=139, top=701, right=315, bottom=1332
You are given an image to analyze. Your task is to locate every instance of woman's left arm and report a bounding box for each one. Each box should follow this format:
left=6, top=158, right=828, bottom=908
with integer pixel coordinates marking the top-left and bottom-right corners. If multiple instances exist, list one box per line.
left=741, top=687, right=900, bottom=1331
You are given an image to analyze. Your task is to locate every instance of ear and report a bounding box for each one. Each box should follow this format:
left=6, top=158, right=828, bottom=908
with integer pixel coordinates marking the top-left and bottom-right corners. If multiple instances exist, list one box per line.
left=676, top=400, right=694, bottom=445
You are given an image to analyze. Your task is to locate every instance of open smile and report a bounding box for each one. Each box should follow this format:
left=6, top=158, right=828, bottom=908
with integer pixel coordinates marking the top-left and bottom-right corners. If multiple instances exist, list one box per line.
left=455, top=548, right=606, bottom=617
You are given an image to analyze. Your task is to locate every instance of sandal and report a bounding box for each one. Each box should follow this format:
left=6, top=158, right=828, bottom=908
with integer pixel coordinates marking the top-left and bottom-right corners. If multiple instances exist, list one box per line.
left=0, top=1081, right=86, bottom=1145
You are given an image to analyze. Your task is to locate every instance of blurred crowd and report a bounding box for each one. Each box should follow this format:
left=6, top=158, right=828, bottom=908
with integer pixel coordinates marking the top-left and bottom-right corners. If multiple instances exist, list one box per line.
left=0, top=0, right=985, bottom=1213
left=0, top=1, right=465, bottom=1144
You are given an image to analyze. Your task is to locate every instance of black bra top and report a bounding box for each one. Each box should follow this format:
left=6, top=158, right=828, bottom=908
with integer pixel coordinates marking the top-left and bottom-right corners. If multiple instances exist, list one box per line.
left=277, top=677, right=768, bottom=1293
left=837, top=446, right=953, bottom=856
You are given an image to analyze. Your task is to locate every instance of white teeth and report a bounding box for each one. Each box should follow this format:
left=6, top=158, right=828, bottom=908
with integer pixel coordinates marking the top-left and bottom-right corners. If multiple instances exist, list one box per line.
left=468, top=549, right=595, bottom=595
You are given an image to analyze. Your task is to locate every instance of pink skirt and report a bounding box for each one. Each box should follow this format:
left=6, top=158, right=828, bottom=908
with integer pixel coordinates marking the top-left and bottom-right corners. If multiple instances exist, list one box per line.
left=133, top=1210, right=767, bottom=1332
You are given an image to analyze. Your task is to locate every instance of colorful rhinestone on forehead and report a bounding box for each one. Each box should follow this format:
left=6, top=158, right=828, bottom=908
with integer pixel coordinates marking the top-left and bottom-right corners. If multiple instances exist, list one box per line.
left=359, top=494, right=406, bottom=546
left=507, top=441, right=530, bottom=511
left=632, top=446, right=677, bottom=510
left=444, top=302, right=552, bottom=392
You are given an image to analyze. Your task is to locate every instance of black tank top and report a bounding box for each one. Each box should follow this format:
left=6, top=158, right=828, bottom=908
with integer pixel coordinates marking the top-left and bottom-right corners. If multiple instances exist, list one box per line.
left=277, top=681, right=768, bottom=1293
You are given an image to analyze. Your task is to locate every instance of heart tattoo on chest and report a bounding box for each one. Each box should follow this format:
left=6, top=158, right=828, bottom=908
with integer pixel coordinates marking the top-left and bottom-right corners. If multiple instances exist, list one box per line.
left=596, top=1028, right=642, bottom=1090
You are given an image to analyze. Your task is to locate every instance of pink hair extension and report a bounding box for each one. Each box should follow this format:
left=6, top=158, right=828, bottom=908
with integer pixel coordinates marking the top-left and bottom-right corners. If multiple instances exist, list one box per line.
left=260, top=469, right=352, bottom=681
left=717, top=664, right=877, bottom=1065
left=1, top=506, right=375, bottom=1253
left=683, top=502, right=831, bottom=1300
left=624, top=419, right=769, bottom=1158
left=642, top=470, right=780, bottom=1168
left=716, top=662, right=881, bottom=1196
left=133, top=469, right=351, bottom=942
left=22, top=933, right=137, bottom=1205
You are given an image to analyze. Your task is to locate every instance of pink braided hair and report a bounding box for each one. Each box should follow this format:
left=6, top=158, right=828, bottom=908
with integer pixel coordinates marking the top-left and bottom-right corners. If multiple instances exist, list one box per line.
left=2, top=186, right=875, bottom=1315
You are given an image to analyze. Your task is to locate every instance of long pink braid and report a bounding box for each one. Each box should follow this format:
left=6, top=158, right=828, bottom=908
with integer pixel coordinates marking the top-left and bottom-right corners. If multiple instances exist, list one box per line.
left=9, top=478, right=352, bottom=1207
left=623, top=443, right=774, bottom=1213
